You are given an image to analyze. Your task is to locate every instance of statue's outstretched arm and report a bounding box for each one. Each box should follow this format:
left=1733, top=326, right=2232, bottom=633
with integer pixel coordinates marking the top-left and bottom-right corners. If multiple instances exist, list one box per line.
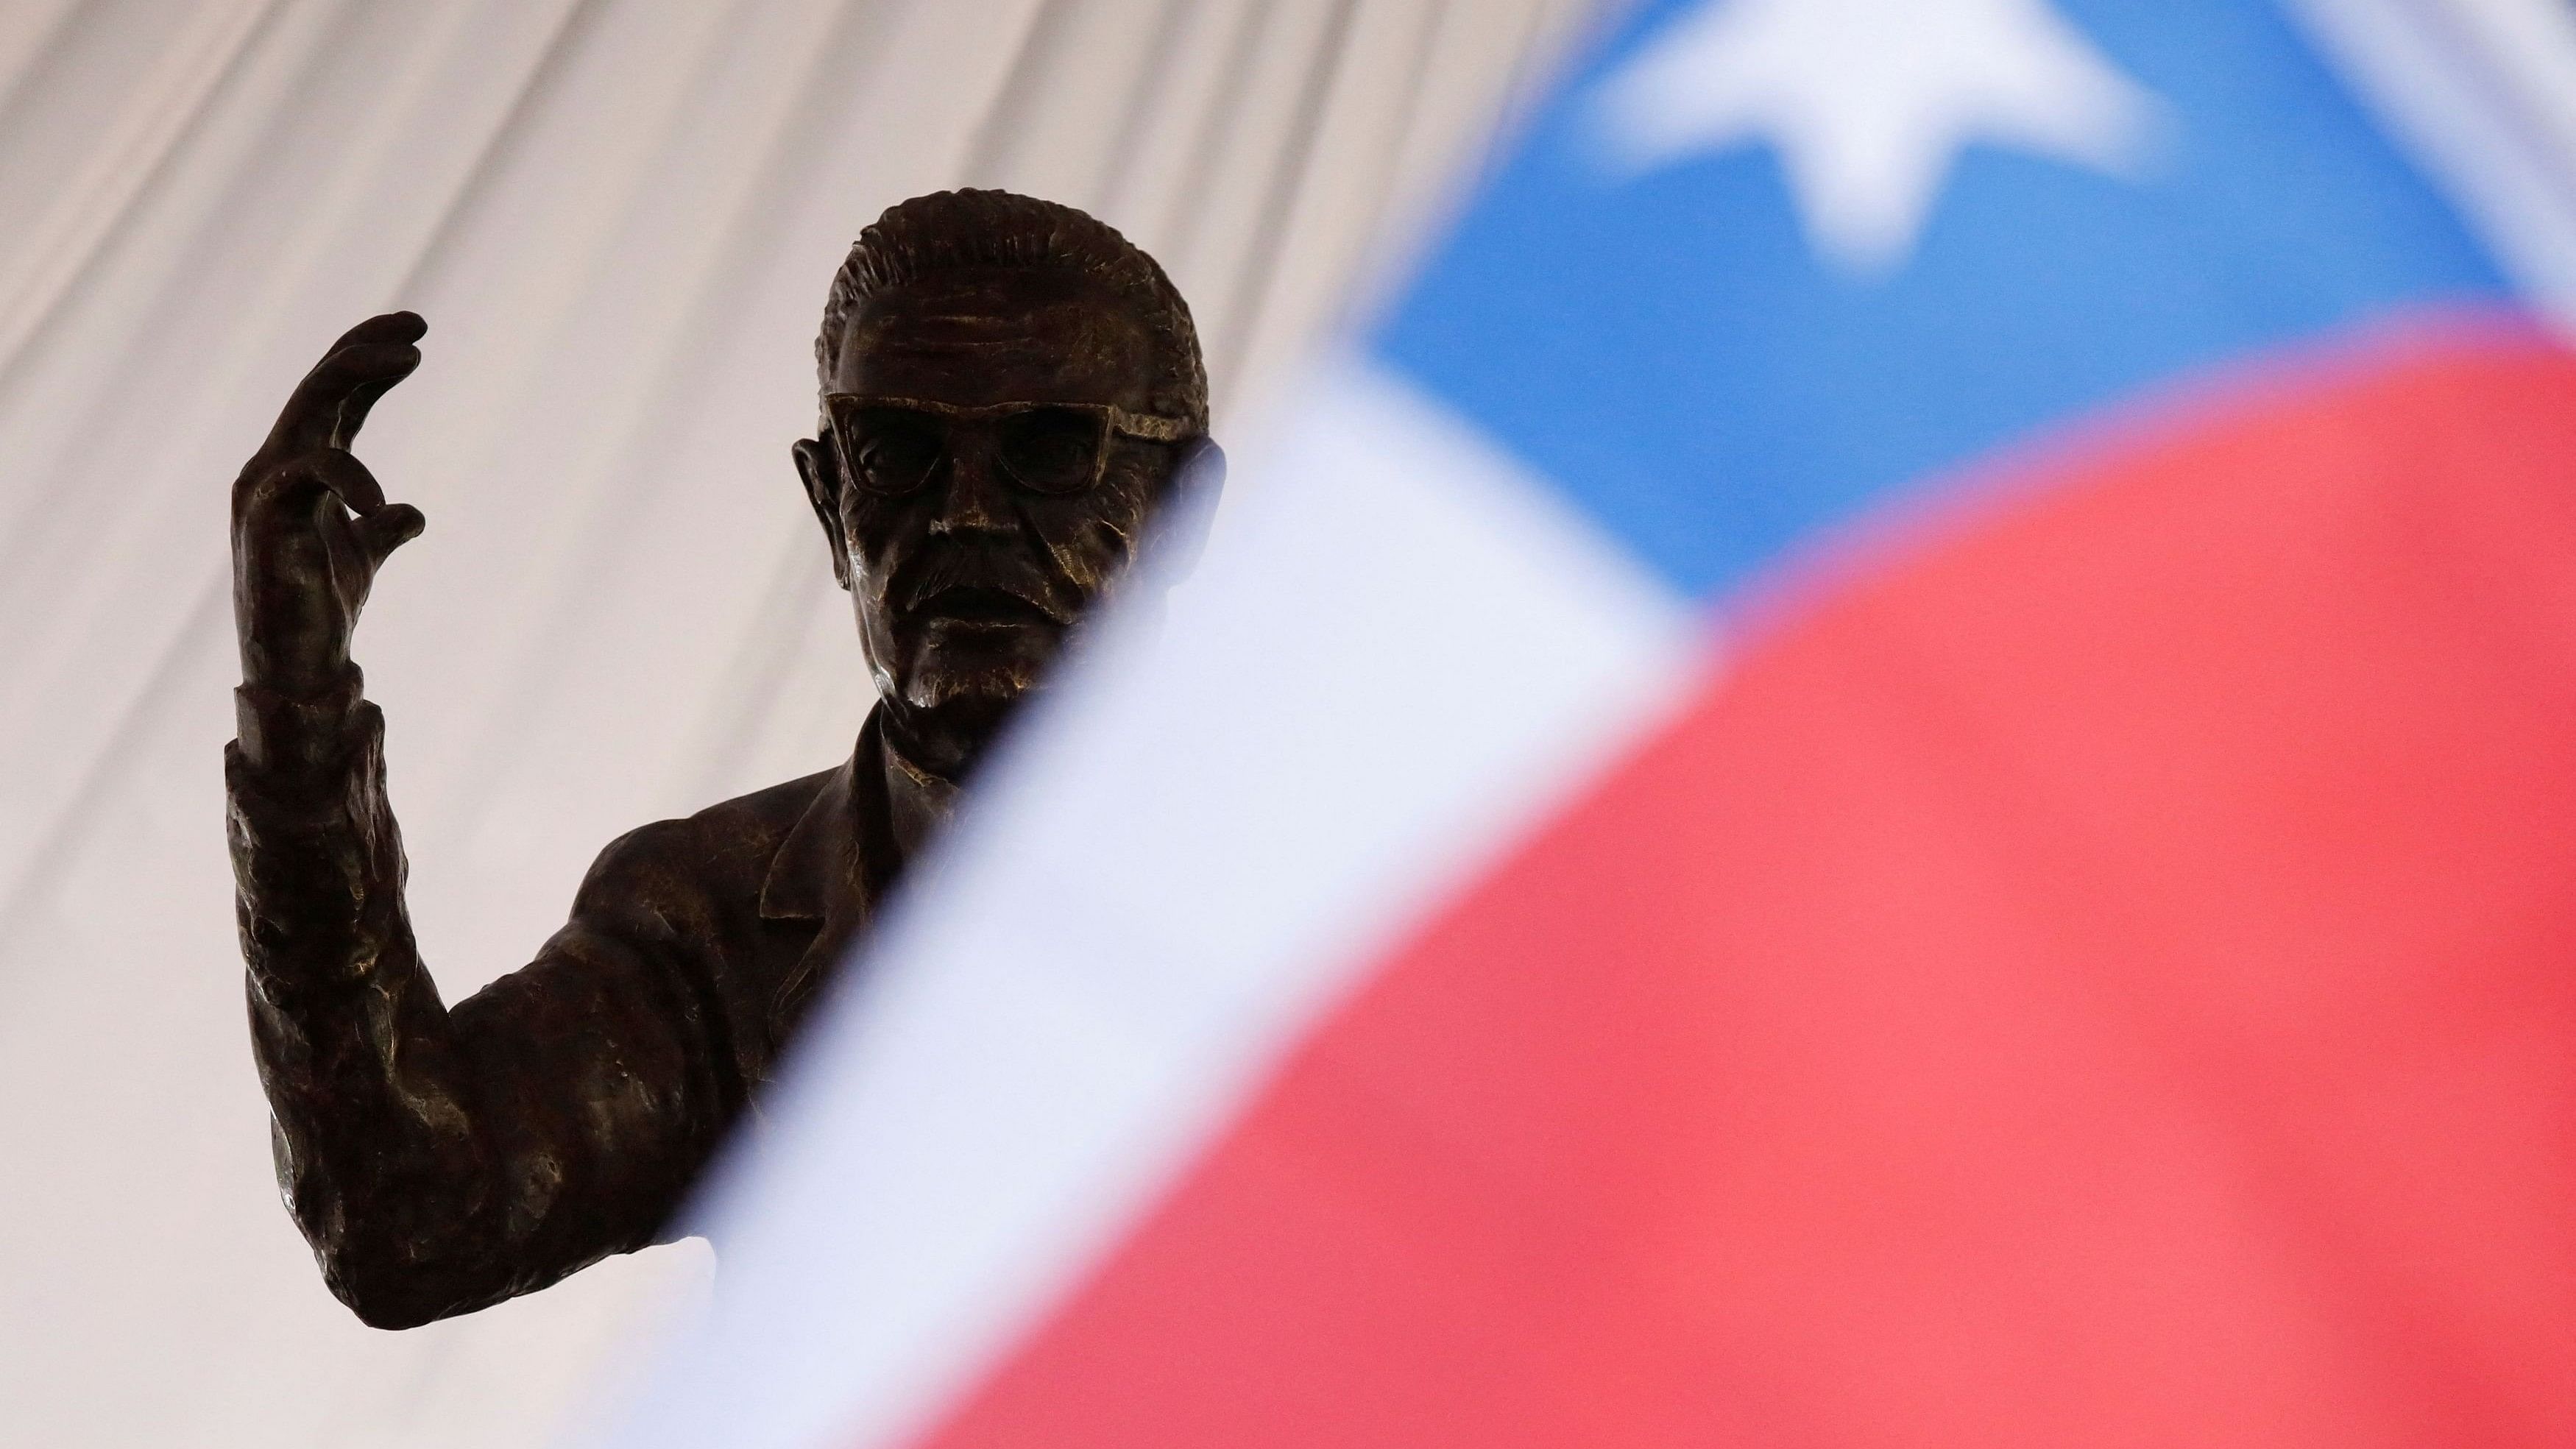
left=224, top=316, right=731, bottom=1327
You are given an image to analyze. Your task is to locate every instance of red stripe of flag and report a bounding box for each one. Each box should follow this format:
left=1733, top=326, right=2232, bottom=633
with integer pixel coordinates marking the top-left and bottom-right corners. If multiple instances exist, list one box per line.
left=920, top=320, right=2576, bottom=1447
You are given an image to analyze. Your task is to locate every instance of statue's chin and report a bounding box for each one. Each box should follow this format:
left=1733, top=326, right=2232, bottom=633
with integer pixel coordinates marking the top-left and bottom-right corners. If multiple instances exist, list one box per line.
left=888, top=656, right=1035, bottom=781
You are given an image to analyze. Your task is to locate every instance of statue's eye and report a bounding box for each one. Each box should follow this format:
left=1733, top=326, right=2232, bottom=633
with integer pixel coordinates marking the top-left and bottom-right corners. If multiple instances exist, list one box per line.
left=852, top=414, right=942, bottom=494
left=998, top=408, right=1105, bottom=494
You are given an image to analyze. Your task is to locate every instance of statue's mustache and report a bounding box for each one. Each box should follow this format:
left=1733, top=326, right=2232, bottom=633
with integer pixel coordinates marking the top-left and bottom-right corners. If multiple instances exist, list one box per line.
left=892, top=544, right=1074, bottom=624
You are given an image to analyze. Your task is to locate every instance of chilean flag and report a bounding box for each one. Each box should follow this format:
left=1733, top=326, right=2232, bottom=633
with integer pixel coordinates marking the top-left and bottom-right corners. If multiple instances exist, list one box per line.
left=597, top=1, right=2576, bottom=1444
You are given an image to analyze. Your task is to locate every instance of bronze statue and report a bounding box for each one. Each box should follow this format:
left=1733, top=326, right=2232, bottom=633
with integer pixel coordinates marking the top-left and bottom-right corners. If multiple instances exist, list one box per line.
left=225, top=191, right=1220, bottom=1328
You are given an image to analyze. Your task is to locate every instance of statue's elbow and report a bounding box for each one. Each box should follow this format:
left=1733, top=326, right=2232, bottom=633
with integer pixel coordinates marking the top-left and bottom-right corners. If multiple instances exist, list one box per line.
left=277, top=1143, right=501, bottom=1327
left=319, top=1241, right=477, bottom=1330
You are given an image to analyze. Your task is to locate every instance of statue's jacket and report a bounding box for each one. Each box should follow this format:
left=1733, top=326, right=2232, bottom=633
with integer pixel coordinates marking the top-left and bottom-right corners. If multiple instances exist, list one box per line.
left=224, top=674, right=899, bottom=1328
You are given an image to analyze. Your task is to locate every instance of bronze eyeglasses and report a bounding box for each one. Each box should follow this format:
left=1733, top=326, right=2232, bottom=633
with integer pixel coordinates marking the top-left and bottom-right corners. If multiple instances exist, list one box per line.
left=826, top=394, right=1195, bottom=498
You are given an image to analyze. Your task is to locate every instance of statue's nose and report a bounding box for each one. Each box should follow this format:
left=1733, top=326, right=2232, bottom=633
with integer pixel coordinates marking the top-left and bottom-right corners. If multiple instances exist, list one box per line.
left=929, top=439, right=1011, bottom=536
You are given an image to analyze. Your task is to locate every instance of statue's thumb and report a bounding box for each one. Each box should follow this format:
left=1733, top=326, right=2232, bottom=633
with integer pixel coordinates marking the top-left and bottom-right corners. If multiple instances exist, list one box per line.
left=358, top=503, right=425, bottom=566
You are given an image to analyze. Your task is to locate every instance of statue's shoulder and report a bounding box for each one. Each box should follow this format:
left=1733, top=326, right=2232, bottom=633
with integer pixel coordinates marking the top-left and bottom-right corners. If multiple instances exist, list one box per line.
left=576, top=767, right=839, bottom=914
left=688, top=767, right=840, bottom=843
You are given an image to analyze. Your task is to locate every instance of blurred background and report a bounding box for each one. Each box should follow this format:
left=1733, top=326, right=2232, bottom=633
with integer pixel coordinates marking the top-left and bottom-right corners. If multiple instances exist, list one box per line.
left=0, top=1, right=1588, bottom=1443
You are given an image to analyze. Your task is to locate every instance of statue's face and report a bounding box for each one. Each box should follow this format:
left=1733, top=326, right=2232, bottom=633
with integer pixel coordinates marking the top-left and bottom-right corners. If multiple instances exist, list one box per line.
left=814, top=265, right=1181, bottom=746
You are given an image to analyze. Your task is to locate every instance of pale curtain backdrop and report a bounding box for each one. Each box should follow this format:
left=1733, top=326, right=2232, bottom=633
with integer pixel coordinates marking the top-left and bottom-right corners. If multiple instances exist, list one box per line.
left=0, top=2, right=1585, bottom=1444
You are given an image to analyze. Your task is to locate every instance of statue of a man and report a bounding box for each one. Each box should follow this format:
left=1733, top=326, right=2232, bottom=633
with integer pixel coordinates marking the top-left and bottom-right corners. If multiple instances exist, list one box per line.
left=225, top=191, right=1218, bottom=1328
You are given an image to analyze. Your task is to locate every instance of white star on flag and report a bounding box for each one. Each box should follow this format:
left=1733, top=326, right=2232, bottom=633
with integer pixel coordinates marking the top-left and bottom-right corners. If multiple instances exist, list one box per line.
left=1592, top=0, right=2162, bottom=273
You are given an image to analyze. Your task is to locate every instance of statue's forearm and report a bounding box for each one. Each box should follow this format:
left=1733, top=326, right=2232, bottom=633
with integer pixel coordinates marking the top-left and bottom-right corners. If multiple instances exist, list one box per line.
left=226, top=679, right=517, bottom=1326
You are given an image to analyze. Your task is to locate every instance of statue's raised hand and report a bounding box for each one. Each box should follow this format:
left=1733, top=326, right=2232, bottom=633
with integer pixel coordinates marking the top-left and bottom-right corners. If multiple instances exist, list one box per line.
left=232, top=312, right=428, bottom=698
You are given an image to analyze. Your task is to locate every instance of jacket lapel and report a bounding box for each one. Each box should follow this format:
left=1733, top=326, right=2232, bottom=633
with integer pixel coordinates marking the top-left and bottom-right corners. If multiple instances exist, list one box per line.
left=757, top=712, right=886, bottom=1043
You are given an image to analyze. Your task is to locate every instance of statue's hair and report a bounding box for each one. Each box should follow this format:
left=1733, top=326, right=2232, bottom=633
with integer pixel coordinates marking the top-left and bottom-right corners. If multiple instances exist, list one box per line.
left=816, top=189, right=1208, bottom=433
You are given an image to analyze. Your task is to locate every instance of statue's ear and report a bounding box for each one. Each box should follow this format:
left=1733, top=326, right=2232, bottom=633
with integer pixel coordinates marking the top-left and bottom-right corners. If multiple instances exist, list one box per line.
left=793, top=436, right=852, bottom=591
left=1148, top=436, right=1225, bottom=582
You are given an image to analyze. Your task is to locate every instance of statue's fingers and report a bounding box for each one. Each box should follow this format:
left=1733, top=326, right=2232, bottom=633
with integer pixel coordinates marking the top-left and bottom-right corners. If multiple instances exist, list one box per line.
left=324, top=311, right=426, bottom=354
left=355, top=503, right=425, bottom=566
left=261, top=319, right=424, bottom=458
left=294, top=446, right=388, bottom=515
left=262, top=342, right=418, bottom=458
left=328, top=361, right=410, bottom=450
left=326, top=316, right=425, bottom=447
